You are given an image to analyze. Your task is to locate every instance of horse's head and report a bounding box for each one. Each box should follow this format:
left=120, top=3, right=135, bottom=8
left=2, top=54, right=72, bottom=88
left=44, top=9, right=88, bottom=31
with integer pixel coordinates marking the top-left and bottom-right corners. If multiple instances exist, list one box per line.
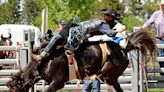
left=7, top=71, right=28, bottom=92
left=7, top=39, right=44, bottom=92
left=0, top=34, right=12, bottom=58
left=0, top=33, right=12, bottom=46
left=7, top=41, right=51, bottom=92
left=7, top=61, right=41, bottom=92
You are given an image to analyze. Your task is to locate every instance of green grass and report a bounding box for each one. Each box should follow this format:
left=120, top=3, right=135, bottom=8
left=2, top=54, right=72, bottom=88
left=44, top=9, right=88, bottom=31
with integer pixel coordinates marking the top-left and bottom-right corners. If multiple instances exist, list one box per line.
left=148, top=88, right=164, bottom=92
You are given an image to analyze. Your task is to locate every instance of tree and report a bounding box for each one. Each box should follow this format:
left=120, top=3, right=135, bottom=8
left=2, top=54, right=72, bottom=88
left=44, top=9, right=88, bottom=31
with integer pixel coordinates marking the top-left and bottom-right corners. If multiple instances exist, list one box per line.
left=0, top=0, right=160, bottom=33
left=44, top=0, right=103, bottom=30
left=23, top=0, right=46, bottom=26
left=142, top=0, right=159, bottom=19
left=121, top=0, right=159, bottom=33
left=0, top=0, right=20, bottom=24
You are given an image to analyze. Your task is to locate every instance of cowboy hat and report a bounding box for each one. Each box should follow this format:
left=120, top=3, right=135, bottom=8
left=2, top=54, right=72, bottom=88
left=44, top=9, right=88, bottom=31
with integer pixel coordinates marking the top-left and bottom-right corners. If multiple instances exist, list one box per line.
left=101, top=8, right=120, bottom=20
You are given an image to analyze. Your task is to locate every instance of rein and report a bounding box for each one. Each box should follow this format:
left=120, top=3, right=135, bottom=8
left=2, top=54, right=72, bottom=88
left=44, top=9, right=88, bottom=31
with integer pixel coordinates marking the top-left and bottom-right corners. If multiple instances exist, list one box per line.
left=99, top=42, right=110, bottom=66
left=65, top=50, right=82, bottom=80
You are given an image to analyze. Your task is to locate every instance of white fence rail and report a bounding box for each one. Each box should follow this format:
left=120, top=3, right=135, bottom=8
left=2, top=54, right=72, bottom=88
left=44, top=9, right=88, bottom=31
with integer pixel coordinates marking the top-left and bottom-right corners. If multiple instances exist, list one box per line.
left=0, top=46, right=137, bottom=92
left=0, top=46, right=29, bottom=91
left=145, top=44, right=164, bottom=89
left=1, top=44, right=164, bottom=92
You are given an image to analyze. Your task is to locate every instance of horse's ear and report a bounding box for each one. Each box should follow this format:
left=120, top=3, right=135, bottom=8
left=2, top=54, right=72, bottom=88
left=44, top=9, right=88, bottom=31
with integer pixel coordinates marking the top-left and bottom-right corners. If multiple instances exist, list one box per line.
left=1, top=34, right=3, bottom=39
left=47, top=29, right=52, bottom=34
left=8, top=33, right=11, bottom=39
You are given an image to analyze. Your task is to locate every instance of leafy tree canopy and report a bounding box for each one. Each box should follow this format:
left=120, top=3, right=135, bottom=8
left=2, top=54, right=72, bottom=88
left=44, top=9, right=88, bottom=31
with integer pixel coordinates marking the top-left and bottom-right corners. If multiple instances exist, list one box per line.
left=0, top=0, right=20, bottom=24
left=0, top=0, right=161, bottom=33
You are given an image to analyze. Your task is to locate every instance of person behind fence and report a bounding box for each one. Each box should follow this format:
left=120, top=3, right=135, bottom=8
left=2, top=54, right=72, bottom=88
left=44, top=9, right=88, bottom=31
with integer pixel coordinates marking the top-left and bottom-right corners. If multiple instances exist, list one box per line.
left=140, top=0, right=164, bottom=75
left=55, top=19, right=67, bottom=32
left=41, top=29, right=53, bottom=41
left=31, top=8, right=125, bottom=64
left=82, top=75, right=100, bottom=92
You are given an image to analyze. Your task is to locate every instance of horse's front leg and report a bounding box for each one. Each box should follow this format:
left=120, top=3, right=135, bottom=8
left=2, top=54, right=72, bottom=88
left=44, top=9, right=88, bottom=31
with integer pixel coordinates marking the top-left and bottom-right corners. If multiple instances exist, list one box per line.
left=105, top=79, right=123, bottom=92
left=45, top=80, right=65, bottom=92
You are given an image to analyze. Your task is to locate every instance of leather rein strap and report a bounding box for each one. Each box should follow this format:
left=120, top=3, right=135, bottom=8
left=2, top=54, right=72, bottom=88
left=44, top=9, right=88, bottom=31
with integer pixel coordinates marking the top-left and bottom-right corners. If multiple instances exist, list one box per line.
left=65, top=50, right=82, bottom=80
left=99, top=42, right=110, bottom=66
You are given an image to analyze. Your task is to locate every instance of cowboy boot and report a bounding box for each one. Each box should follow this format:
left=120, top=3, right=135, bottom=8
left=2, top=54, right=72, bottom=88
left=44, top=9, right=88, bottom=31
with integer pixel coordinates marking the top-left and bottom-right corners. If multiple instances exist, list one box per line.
left=31, top=51, right=50, bottom=64
left=31, top=33, right=62, bottom=64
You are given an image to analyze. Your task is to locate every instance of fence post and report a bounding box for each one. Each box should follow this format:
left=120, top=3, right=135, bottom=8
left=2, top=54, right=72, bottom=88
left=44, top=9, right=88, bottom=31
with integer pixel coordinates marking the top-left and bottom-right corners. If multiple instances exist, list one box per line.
left=130, top=50, right=139, bottom=92
left=28, top=29, right=32, bottom=63
left=20, top=47, right=28, bottom=69
left=139, top=54, right=144, bottom=92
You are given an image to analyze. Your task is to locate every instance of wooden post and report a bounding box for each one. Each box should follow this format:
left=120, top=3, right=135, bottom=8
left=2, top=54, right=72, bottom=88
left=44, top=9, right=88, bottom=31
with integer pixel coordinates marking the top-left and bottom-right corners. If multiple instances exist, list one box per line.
left=41, top=6, right=48, bottom=36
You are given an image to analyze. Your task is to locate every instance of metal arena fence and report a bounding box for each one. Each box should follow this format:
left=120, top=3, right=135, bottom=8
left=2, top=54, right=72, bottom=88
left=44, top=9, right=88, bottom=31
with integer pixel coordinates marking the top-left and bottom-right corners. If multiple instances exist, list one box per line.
left=0, top=44, right=164, bottom=92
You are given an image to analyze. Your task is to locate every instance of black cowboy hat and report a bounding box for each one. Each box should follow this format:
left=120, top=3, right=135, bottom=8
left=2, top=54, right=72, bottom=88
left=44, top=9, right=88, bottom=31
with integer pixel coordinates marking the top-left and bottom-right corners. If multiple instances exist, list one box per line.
left=101, top=8, right=120, bottom=20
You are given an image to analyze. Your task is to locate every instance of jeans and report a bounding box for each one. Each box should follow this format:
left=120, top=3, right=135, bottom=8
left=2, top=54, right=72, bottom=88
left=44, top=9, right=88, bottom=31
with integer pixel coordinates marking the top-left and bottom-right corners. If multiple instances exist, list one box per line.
left=157, top=39, right=164, bottom=75
left=44, top=33, right=62, bottom=53
left=82, top=80, right=100, bottom=92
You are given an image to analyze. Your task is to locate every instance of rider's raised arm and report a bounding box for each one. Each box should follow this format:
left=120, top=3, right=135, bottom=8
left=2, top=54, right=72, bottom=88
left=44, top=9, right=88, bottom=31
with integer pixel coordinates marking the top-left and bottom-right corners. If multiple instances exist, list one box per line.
left=99, top=22, right=117, bottom=37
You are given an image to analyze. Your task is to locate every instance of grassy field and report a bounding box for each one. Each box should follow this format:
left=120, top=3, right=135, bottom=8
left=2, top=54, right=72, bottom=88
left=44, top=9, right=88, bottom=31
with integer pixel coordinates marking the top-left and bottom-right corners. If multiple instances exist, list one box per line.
left=143, top=62, right=164, bottom=92
left=57, top=89, right=164, bottom=92
left=148, top=88, right=164, bottom=92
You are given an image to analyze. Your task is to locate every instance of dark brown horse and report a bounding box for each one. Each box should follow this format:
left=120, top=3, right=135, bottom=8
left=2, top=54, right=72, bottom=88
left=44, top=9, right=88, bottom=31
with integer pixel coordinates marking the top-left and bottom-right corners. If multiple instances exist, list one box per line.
left=0, top=34, right=13, bottom=70
left=0, top=34, right=13, bottom=58
left=7, top=30, right=156, bottom=92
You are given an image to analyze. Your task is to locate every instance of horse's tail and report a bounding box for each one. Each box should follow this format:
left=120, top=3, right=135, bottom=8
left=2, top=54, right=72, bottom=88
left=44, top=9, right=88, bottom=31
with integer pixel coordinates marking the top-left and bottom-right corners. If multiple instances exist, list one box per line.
left=125, top=31, right=157, bottom=63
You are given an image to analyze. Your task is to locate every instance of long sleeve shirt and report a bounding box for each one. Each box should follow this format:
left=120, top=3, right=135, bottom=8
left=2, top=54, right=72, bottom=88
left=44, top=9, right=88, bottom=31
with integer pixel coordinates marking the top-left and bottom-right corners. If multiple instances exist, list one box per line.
left=99, top=21, right=117, bottom=37
left=142, top=10, right=164, bottom=38
left=81, top=19, right=117, bottom=37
